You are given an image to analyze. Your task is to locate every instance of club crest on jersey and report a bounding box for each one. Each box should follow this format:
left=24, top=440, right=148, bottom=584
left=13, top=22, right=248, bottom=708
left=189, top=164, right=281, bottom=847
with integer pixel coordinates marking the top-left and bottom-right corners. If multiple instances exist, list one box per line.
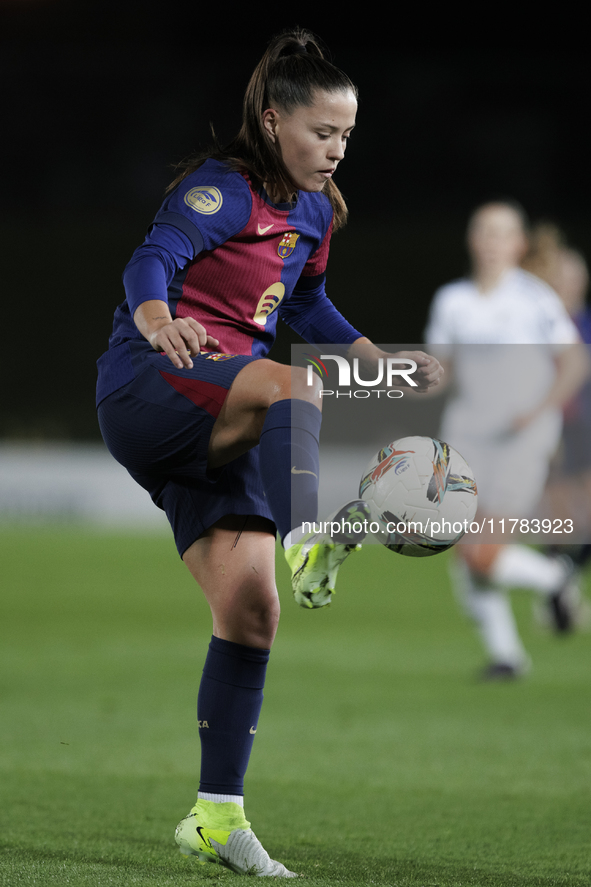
left=253, top=282, right=285, bottom=326
left=184, top=186, right=223, bottom=214
left=277, top=232, right=299, bottom=258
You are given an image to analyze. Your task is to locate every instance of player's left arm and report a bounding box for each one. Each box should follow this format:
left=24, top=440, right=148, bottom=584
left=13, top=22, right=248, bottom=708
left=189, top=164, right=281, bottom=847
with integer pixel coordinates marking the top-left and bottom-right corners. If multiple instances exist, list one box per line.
left=282, top=277, right=443, bottom=391
left=279, top=274, right=363, bottom=343
left=513, top=342, right=591, bottom=430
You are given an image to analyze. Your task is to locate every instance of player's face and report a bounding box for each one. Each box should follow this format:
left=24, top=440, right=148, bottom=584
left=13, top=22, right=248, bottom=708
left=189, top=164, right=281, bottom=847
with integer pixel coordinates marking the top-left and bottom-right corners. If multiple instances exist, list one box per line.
left=262, top=89, right=357, bottom=196
left=467, top=205, right=528, bottom=273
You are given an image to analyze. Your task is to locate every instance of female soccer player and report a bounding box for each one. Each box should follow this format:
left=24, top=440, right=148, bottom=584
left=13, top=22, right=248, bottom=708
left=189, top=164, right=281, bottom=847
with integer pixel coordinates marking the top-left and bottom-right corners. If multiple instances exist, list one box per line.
left=425, top=202, right=587, bottom=680
left=97, top=29, right=442, bottom=876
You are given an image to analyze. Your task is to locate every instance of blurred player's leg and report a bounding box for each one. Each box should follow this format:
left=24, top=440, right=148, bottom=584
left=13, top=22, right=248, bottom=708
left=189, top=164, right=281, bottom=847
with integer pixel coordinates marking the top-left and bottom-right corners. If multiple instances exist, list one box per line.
left=451, top=556, right=529, bottom=678
left=451, top=540, right=583, bottom=678
left=462, top=543, right=579, bottom=634
left=489, top=545, right=579, bottom=632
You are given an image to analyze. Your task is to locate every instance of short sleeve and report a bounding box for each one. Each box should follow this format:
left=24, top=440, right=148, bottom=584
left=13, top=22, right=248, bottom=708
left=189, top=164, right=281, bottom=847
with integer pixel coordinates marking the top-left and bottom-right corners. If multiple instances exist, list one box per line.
left=539, top=289, right=580, bottom=347
left=424, top=287, right=456, bottom=345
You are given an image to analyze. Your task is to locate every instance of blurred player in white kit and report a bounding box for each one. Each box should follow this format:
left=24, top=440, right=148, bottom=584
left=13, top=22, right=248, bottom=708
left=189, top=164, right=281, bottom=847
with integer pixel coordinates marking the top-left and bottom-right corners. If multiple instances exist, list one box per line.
left=425, top=201, right=589, bottom=679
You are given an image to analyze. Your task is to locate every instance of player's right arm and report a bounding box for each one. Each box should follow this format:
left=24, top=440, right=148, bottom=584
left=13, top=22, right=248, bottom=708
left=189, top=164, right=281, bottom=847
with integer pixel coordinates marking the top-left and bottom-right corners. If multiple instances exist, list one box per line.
left=133, top=300, right=219, bottom=370
left=125, top=228, right=220, bottom=369
left=123, top=221, right=215, bottom=368
left=124, top=162, right=251, bottom=368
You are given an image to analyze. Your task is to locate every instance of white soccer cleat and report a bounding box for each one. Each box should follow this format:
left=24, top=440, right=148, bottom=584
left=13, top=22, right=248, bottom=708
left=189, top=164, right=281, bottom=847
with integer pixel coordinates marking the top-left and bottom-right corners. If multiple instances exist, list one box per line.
left=175, top=801, right=297, bottom=877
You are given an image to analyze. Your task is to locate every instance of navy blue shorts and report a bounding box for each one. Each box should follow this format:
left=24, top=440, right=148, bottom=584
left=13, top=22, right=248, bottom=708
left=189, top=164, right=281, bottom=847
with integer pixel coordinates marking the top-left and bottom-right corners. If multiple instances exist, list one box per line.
left=97, top=342, right=275, bottom=556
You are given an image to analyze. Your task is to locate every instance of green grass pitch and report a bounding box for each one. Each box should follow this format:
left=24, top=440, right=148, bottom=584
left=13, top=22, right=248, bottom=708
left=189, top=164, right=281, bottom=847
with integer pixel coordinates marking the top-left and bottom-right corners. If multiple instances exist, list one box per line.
left=1, top=526, right=591, bottom=885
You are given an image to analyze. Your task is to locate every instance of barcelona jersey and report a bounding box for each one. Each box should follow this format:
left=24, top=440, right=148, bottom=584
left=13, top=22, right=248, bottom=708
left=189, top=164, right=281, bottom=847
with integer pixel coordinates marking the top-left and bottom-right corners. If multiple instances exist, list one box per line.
left=97, top=159, right=361, bottom=405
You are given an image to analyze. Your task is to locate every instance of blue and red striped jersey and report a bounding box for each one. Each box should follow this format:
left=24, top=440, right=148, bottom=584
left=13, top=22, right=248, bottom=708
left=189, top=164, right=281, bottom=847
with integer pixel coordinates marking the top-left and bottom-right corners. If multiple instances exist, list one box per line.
left=96, top=159, right=362, bottom=404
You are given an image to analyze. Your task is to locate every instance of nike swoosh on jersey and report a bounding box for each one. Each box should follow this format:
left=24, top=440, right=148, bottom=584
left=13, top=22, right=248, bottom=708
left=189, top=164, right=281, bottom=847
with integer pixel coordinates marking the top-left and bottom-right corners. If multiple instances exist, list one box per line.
left=249, top=726, right=257, bottom=734
left=257, top=223, right=273, bottom=235
left=291, top=466, right=318, bottom=478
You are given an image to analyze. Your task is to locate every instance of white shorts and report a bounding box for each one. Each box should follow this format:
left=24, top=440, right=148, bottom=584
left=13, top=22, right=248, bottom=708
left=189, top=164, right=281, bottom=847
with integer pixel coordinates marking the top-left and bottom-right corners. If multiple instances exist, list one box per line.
left=441, top=407, right=562, bottom=517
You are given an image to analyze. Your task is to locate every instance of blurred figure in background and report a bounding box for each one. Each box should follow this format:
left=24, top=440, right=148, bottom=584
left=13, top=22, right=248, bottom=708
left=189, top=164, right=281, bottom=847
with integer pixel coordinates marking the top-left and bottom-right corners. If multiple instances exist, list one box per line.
left=523, top=224, right=591, bottom=571
left=425, top=202, right=589, bottom=680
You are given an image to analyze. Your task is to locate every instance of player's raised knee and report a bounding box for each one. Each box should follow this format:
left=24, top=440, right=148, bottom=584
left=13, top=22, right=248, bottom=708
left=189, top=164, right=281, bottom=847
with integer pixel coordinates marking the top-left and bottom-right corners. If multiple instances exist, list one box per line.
left=241, top=359, right=322, bottom=408
left=265, top=362, right=322, bottom=405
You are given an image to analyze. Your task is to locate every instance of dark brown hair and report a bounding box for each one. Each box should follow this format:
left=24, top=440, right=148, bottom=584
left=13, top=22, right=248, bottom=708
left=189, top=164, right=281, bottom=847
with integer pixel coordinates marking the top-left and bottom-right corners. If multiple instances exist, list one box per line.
left=167, top=28, right=357, bottom=230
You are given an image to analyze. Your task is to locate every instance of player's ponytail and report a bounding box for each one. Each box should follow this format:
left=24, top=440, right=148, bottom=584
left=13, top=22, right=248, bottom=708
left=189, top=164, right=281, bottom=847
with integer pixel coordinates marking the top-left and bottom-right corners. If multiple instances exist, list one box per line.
left=167, top=28, right=357, bottom=230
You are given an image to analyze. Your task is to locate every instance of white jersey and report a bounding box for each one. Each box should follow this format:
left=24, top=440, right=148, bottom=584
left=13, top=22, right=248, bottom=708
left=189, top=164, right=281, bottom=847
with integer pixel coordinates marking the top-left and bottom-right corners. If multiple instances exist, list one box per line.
left=424, top=267, right=578, bottom=346
left=424, top=268, right=579, bottom=515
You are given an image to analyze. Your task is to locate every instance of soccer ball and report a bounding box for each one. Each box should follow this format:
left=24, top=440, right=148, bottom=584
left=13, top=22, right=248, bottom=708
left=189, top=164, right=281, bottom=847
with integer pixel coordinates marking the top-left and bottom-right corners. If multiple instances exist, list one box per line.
left=359, top=436, right=478, bottom=557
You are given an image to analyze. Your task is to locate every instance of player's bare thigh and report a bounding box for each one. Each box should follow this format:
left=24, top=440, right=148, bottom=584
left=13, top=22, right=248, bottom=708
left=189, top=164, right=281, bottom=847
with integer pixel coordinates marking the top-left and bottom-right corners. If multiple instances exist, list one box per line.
left=458, top=541, right=503, bottom=577
left=208, top=359, right=322, bottom=469
left=457, top=514, right=504, bottom=577
left=183, top=515, right=280, bottom=649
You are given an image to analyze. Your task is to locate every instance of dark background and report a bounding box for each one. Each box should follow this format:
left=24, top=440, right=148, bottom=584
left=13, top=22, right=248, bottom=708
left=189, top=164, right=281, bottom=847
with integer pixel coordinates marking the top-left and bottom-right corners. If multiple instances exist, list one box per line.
left=2, top=2, right=589, bottom=439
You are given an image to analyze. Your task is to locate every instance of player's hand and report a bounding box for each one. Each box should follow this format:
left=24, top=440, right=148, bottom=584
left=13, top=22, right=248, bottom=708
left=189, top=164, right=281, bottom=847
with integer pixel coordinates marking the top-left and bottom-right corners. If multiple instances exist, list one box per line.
left=511, top=408, right=541, bottom=433
left=347, top=339, right=444, bottom=392
left=148, top=317, right=220, bottom=370
left=392, top=349, right=444, bottom=392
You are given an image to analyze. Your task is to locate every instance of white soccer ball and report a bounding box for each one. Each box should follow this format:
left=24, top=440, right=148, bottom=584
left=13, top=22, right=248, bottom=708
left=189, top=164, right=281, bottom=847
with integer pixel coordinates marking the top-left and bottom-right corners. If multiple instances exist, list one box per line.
left=359, top=436, right=478, bottom=557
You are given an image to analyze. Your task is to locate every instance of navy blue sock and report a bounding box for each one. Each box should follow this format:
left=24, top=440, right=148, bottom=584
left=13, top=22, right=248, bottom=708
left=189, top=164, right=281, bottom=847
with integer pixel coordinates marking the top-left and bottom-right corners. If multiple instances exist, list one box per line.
left=198, top=636, right=270, bottom=796
left=259, top=398, right=322, bottom=543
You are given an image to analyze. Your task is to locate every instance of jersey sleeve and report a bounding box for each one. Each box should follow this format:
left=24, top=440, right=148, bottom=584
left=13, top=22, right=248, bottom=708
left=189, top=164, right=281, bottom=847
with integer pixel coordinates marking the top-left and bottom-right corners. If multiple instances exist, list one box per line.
left=123, top=223, right=200, bottom=317
left=155, top=160, right=253, bottom=252
left=424, top=287, right=456, bottom=345
left=279, top=274, right=362, bottom=345
left=539, top=288, right=581, bottom=346
left=122, top=160, right=253, bottom=318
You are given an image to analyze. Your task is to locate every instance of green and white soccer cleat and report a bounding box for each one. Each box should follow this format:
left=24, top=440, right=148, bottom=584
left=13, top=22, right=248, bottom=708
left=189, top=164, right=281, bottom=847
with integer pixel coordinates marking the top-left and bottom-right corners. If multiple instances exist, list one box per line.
left=285, top=500, right=371, bottom=609
left=175, top=800, right=297, bottom=877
